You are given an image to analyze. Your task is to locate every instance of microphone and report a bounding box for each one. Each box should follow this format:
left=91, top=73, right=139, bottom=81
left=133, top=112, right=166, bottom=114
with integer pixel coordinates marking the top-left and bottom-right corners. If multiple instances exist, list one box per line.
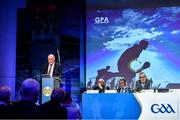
left=157, top=83, right=161, bottom=88
left=154, top=83, right=161, bottom=93
left=57, top=49, right=61, bottom=64
left=149, top=78, right=153, bottom=83
left=149, top=78, right=153, bottom=89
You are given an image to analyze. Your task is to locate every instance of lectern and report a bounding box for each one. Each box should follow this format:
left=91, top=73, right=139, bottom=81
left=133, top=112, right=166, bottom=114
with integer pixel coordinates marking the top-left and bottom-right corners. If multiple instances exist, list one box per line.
left=40, top=74, right=61, bottom=104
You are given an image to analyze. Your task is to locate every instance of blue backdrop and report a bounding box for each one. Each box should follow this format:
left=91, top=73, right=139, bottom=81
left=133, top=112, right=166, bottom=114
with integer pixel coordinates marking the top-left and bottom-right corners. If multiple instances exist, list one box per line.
left=0, top=0, right=25, bottom=100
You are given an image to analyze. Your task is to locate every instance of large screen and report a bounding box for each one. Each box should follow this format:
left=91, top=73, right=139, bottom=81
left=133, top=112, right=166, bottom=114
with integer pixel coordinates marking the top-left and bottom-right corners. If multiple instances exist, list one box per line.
left=86, top=7, right=180, bottom=89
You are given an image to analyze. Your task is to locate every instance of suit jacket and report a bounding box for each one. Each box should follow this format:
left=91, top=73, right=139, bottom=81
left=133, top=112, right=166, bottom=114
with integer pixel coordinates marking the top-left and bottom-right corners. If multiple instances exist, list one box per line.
left=117, top=87, right=132, bottom=93
left=134, top=79, right=151, bottom=92
left=93, top=85, right=109, bottom=93
left=0, top=104, right=11, bottom=119
left=39, top=100, right=67, bottom=119
left=41, top=63, right=62, bottom=78
left=8, top=100, right=39, bottom=119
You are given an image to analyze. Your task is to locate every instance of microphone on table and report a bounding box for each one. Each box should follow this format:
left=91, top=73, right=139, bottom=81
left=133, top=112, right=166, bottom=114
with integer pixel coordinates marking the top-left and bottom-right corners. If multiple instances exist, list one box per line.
left=157, top=83, right=161, bottom=88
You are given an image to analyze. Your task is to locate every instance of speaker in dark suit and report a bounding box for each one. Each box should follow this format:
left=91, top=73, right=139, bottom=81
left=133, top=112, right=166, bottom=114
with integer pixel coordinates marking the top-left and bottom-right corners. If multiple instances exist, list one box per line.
left=41, top=63, right=62, bottom=78
left=41, top=54, right=62, bottom=88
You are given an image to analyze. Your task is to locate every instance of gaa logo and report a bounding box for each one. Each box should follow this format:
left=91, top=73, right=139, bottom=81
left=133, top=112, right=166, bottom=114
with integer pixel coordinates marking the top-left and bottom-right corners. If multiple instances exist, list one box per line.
left=94, top=17, right=109, bottom=24
left=151, top=104, right=175, bottom=114
left=43, top=86, right=53, bottom=96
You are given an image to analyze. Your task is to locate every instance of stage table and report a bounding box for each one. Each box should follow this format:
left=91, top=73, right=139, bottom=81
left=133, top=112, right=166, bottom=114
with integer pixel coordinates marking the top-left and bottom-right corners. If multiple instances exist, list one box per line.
left=82, top=89, right=180, bottom=120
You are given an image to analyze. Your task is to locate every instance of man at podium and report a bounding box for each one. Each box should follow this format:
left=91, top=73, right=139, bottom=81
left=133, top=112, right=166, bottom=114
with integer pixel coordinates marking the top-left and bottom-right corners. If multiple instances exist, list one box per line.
left=41, top=54, right=62, bottom=88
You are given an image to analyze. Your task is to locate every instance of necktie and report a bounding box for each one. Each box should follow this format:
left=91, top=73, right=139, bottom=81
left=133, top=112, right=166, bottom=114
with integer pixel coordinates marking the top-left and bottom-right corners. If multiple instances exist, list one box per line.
left=121, top=88, right=124, bottom=93
left=48, top=64, right=52, bottom=75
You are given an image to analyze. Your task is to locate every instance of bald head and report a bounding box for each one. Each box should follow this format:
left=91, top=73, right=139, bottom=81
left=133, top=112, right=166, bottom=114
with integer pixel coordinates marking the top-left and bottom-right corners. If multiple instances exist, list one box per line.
left=21, top=78, right=39, bottom=101
left=48, top=54, right=55, bottom=65
left=51, top=88, right=65, bottom=103
left=0, top=85, right=11, bottom=104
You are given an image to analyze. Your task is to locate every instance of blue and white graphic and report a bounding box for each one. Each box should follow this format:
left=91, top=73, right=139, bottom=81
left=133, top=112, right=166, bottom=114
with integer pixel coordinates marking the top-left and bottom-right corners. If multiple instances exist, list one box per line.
left=151, top=104, right=175, bottom=114
left=82, top=91, right=180, bottom=120
left=86, top=7, right=180, bottom=88
left=82, top=93, right=141, bottom=119
left=134, top=92, right=178, bottom=120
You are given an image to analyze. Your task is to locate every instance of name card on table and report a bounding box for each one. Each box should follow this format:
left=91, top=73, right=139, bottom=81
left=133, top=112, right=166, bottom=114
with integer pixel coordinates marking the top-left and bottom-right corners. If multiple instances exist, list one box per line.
left=86, top=90, right=99, bottom=93
left=105, top=90, right=117, bottom=93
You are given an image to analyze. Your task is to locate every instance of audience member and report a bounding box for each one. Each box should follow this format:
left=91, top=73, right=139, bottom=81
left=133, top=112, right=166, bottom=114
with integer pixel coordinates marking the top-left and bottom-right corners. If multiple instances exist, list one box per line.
left=63, top=92, right=81, bottom=119
left=39, top=87, right=67, bottom=119
left=0, top=85, right=11, bottom=118
left=0, top=85, right=11, bottom=106
left=9, top=78, right=40, bottom=118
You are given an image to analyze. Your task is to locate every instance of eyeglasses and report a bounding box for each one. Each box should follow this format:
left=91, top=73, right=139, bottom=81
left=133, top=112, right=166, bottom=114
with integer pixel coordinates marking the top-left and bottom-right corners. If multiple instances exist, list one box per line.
left=139, top=76, right=145, bottom=78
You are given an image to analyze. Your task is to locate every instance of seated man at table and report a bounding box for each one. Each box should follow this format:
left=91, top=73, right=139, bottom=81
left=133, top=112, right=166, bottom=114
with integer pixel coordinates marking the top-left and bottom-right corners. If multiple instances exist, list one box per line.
left=134, top=72, right=151, bottom=92
left=93, top=78, right=109, bottom=93
left=117, top=78, right=132, bottom=93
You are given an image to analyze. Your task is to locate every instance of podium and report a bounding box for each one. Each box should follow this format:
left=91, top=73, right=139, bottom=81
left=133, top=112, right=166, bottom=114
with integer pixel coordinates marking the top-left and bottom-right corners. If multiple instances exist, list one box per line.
left=40, top=74, right=61, bottom=104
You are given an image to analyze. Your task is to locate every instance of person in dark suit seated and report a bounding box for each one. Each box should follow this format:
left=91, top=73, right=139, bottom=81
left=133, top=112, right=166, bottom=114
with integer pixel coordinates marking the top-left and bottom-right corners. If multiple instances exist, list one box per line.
left=93, top=78, right=109, bottom=93
left=62, top=92, right=81, bottom=119
left=39, top=88, right=67, bottom=119
left=0, top=85, right=11, bottom=106
left=117, top=78, right=132, bottom=93
left=9, top=78, right=40, bottom=119
left=0, top=85, right=11, bottom=118
left=41, top=54, right=62, bottom=88
left=134, top=72, right=151, bottom=92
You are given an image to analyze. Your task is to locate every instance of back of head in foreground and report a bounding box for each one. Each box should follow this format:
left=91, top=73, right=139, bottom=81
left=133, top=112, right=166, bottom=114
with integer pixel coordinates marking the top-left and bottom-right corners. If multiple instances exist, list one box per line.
left=21, top=78, right=40, bottom=102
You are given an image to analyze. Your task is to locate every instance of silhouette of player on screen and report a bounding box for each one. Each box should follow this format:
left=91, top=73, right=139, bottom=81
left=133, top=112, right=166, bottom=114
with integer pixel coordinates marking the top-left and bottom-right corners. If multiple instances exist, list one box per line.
left=93, top=40, right=150, bottom=87
left=94, top=66, right=110, bottom=86
left=117, top=40, right=150, bottom=85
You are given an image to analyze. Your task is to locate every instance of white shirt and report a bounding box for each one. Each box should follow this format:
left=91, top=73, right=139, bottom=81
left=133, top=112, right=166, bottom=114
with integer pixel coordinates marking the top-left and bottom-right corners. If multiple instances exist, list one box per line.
left=141, top=83, right=145, bottom=89
left=47, top=63, right=55, bottom=77
left=120, top=87, right=128, bottom=93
